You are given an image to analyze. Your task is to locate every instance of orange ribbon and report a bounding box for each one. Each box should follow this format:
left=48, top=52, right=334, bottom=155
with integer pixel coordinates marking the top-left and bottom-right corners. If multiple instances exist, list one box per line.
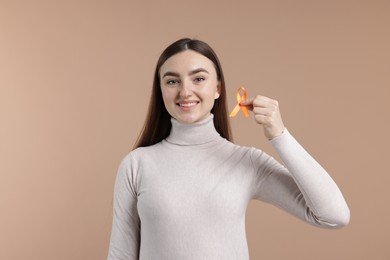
left=229, top=86, right=249, bottom=118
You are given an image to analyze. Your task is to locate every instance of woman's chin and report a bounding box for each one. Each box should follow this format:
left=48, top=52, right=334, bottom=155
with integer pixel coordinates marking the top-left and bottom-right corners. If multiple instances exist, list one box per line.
left=175, top=116, right=198, bottom=124
left=174, top=112, right=210, bottom=124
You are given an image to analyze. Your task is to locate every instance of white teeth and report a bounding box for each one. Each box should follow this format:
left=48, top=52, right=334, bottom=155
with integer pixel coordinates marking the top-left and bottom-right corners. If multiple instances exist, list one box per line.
left=179, top=102, right=197, bottom=107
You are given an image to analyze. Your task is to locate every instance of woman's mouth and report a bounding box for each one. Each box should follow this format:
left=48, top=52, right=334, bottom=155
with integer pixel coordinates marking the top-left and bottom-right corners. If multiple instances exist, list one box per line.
left=177, top=101, right=199, bottom=110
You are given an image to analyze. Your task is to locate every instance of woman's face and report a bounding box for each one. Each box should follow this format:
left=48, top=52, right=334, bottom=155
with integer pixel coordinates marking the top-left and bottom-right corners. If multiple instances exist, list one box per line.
left=159, top=50, right=220, bottom=124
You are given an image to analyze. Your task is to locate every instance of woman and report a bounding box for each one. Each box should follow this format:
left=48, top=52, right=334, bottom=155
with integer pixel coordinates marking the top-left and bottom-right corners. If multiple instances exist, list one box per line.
left=107, top=38, right=350, bottom=260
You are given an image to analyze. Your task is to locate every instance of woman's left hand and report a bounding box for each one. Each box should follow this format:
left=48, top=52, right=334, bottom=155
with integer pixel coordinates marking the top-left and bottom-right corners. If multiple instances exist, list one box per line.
left=240, top=95, right=285, bottom=140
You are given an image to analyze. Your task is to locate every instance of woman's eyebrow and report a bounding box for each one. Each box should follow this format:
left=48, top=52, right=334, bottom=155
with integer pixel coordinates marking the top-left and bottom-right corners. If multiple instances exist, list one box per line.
left=162, top=68, right=209, bottom=78
left=189, top=68, right=209, bottom=75
left=162, top=71, right=180, bottom=78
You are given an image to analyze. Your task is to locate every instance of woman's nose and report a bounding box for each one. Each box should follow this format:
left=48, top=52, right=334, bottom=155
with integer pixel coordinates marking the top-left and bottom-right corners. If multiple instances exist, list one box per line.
left=179, top=80, right=192, bottom=98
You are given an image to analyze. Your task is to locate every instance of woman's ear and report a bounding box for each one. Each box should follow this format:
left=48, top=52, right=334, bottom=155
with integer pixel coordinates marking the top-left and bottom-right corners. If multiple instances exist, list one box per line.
left=214, top=81, right=221, bottom=99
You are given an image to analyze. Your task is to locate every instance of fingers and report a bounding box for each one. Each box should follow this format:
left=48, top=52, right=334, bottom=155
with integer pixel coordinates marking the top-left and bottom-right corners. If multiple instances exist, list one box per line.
left=253, top=107, right=278, bottom=118
left=240, top=94, right=285, bottom=139
left=240, top=97, right=254, bottom=110
left=241, top=95, right=277, bottom=106
left=241, top=95, right=278, bottom=111
left=252, top=106, right=279, bottom=126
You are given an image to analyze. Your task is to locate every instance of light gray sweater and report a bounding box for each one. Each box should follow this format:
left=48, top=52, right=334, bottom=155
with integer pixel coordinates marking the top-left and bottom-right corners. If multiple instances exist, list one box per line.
left=107, top=115, right=350, bottom=260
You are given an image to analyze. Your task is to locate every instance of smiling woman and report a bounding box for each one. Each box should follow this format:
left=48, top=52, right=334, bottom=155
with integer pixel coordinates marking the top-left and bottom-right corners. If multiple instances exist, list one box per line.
left=160, top=50, right=220, bottom=124
left=133, top=38, right=231, bottom=149
left=107, top=38, right=350, bottom=260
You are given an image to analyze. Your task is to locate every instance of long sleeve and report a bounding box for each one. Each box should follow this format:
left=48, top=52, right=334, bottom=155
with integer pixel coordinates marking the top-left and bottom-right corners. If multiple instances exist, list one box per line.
left=107, top=154, right=140, bottom=260
left=252, top=129, right=350, bottom=228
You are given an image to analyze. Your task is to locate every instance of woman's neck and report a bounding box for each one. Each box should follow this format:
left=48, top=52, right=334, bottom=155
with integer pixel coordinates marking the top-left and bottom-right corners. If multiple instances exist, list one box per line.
left=165, top=114, right=220, bottom=146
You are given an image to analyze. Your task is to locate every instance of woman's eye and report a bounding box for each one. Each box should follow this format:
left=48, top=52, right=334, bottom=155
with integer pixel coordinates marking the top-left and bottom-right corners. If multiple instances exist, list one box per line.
left=194, top=77, right=205, bottom=82
left=166, top=79, right=178, bottom=85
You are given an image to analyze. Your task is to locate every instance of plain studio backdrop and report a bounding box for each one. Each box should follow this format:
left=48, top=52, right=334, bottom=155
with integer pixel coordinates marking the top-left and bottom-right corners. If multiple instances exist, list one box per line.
left=1, top=0, right=389, bottom=259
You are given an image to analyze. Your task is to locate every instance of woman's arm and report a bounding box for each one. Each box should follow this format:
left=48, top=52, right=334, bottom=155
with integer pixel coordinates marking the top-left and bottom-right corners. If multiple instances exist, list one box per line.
left=107, top=154, right=140, bottom=260
left=256, top=129, right=350, bottom=228
left=243, top=95, right=350, bottom=228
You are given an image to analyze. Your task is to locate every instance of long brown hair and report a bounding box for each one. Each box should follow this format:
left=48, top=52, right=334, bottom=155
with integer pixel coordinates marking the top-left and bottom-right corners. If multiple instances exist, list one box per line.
left=134, top=38, right=232, bottom=149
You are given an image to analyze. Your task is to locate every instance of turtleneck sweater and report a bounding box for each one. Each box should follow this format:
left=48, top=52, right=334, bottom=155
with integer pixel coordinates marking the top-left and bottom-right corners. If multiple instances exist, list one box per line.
left=107, top=115, right=350, bottom=260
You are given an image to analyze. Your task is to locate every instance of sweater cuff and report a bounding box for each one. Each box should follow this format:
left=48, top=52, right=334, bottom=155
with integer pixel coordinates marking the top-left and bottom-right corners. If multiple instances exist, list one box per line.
left=269, top=128, right=292, bottom=147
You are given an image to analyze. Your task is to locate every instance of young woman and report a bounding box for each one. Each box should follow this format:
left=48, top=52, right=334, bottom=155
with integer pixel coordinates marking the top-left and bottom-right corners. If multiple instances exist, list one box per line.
left=107, top=38, right=350, bottom=260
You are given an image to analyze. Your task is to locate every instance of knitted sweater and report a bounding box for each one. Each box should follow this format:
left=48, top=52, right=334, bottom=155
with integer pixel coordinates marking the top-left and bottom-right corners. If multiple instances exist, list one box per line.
left=107, top=115, right=349, bottom=260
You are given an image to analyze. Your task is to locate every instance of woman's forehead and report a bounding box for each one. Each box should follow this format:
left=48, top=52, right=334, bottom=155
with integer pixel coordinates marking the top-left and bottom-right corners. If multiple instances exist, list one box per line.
left=160, top=50, right=216, bottom=75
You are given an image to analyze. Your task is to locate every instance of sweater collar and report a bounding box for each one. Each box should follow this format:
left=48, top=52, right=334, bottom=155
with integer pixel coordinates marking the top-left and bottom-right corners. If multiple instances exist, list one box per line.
left=165, top=114, right=220, bottom=146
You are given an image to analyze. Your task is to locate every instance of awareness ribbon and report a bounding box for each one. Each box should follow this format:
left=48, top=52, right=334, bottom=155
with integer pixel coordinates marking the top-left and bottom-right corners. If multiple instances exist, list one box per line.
left=229, top=86, right=249, bottom=118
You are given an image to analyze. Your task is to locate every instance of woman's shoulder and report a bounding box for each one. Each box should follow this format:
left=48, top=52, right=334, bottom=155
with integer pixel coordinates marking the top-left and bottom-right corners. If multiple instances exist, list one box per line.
left=119, top=141, right=166, bottom=164
left=224, top=139, right=268, bottom=159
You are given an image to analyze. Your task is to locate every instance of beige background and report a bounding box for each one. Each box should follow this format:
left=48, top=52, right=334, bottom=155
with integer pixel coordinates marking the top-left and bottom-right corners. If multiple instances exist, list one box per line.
left=1, top=0, right=389, bottom=259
